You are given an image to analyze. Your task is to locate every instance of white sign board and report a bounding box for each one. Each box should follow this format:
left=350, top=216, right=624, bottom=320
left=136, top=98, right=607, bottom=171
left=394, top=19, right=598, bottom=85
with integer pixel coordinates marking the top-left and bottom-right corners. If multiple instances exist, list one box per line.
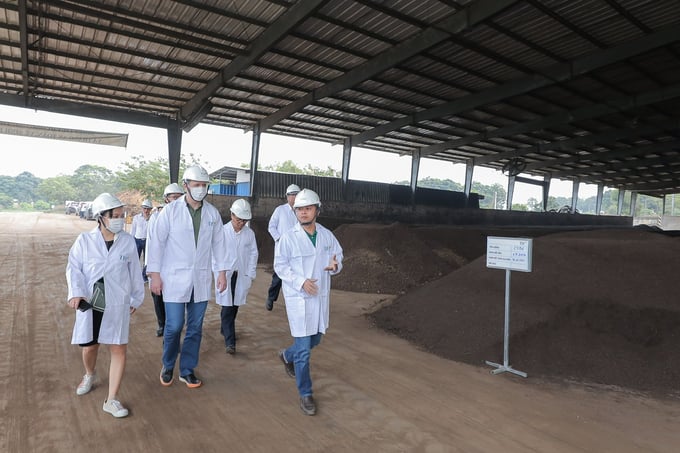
left=486, top=236, right=533, bottom=272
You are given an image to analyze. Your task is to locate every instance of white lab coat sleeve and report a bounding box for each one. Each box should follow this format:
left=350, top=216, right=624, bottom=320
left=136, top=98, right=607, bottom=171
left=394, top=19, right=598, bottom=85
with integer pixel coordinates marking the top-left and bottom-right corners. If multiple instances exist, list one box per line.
left=146, top=207, right=169, bottom=273
left=211, top=216, right=233, bottom=273
left=127, top=235, right=145, bottom=309
left=328, top=230, right=343, bottom=276
left=274, top=230, right=307, bottom=292
left=144, top=213, right=156, bottom=266
left=246, top=228, right=258, bottom=279
left=268, top=206, right=281, bottom=241
left=66, top=233, right=88, bottom=301
left=129, top=214, right=138, bottom=238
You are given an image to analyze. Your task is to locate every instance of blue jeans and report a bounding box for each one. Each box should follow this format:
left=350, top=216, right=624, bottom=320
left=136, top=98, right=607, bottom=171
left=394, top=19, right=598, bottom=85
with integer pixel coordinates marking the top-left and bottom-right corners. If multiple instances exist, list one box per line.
left=163, top=298, right=208, bottom=376
left=283, top=333, right=323, bottom=397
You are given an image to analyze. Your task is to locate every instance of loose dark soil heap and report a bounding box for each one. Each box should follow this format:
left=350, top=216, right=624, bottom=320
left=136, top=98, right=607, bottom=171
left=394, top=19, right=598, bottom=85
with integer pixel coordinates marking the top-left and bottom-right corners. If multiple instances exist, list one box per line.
left=333, top=224, right=680, bottom=399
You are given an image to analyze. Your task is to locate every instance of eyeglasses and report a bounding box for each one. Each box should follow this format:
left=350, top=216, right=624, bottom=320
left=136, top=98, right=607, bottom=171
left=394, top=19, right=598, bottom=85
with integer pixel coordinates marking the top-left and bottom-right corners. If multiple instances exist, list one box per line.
left=231, top=215, right=247, bottom=223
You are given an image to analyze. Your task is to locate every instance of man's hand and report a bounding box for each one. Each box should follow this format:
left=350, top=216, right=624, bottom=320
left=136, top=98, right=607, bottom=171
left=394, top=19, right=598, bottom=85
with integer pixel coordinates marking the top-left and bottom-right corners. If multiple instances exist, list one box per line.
left=302, top=278, right=319, bottom=295
left=148, top=272, right=162, bottom=295
left=324, top=254, right=338, bottom=272
left=216, top=271, right=228, bottom=293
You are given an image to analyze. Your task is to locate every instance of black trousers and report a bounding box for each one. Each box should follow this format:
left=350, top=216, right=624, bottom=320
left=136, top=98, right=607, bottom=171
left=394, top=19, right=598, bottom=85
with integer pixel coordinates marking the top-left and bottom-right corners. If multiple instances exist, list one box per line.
left=220, top=272, right=239, bottom=347
left=267, top=271, right=282, bottom=303
left=152, top=291, right=165, bottom=329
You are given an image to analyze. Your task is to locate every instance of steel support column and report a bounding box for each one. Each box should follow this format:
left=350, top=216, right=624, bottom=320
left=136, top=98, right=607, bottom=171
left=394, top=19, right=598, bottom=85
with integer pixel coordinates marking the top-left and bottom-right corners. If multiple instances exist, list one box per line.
left=249, top=123, right=261, bottom=200
left=166, top=118, right=182, bottom=183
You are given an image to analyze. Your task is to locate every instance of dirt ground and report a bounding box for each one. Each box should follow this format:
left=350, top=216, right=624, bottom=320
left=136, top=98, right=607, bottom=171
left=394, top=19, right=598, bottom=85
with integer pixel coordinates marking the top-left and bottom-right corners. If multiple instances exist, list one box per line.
left=1, top=212, right=680, bottom=452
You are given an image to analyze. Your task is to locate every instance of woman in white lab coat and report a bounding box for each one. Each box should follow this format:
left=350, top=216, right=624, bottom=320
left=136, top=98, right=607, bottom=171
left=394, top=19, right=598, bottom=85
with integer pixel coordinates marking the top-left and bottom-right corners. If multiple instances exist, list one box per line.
left=215, top=199, right=258, bottom=354
left=66, top=193, right=145, bottom=418
left=274, top=189, right=343, bottom=416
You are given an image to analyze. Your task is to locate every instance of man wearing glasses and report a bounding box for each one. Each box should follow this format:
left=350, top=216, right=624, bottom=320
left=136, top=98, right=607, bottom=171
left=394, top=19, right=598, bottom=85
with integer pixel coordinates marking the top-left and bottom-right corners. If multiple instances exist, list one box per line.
left=214, top=199, right=257, bottom=355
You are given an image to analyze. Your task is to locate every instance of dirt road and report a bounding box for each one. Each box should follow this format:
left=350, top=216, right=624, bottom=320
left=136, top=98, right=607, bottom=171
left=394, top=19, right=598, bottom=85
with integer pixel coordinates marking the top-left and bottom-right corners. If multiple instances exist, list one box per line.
left=1, top=212, right=679, bottom=452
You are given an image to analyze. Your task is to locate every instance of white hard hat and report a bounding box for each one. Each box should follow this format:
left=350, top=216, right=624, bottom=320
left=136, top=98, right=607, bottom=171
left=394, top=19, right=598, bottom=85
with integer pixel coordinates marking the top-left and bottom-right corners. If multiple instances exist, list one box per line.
left=183, top=165, right=210, bottom=182
left=286, top=184, right=301, bottom=195
left=293, top=188, right=321, bottom=208
left=141, top=199, right=153, bottom=208
left=92, top=193, right=125, bottom=217
left=230, top=198, right=252, bottom=220
left=163, top=183, right=184, bottom=196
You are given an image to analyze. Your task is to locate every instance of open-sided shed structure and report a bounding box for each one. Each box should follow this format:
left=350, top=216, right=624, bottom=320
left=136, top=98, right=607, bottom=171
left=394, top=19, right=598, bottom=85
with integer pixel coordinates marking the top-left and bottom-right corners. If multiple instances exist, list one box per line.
left=1, top=0, right=679, bottom=204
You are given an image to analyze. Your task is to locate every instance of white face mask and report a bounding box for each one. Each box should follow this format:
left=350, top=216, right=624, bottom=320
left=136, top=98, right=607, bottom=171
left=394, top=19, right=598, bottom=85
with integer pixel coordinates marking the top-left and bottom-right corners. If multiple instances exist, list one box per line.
left=106, top=218, right=125, bottom=234
left=189, top=186, right=208, bottom=202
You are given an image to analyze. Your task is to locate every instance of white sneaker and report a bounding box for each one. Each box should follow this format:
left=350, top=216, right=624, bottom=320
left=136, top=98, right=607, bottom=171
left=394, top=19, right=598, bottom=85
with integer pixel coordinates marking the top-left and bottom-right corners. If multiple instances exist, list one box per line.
left=103, top=399, right=129, bottom=418
left=76, top=373, right=96, bottom=396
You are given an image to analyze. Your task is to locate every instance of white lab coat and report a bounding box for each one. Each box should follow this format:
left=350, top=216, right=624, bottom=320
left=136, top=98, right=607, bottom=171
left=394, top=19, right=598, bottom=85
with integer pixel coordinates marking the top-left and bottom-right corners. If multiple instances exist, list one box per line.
left=146, top=195, right=230, bottom=302
left=274, top=222, right=343, bottom=337
left=268, top=202, right=298, bottom=251
left=214, top=222, right=257, bottom=306
left=144, top=210, right=159, bottom=266
left=66, top=227, right=145, bottom=345
left=129, top=212, right=149, bottom=240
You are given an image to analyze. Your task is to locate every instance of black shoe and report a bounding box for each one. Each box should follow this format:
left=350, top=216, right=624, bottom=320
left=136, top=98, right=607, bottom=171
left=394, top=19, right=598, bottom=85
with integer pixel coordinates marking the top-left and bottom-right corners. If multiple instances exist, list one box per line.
left=278, top=349, right=295, bottom=378
left=179, top=373, right=202, bottom=388
left=160, top=367, right=173, bottom=386
left=266, top=299, right=274, bottom=311
left=225, top=345, right=236, bottom=355
left=156, top=327, right=164, bottom=337
left=300, top=395, right=316, bottom=416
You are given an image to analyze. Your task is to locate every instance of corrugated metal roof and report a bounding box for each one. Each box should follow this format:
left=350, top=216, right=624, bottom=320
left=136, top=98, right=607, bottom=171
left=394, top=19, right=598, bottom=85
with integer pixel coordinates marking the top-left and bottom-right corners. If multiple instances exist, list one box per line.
left=1, top=0, right=679, bottom=196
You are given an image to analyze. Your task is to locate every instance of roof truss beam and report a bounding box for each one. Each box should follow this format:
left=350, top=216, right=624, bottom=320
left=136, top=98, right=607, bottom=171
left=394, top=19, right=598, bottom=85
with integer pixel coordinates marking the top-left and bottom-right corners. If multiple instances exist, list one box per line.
left=180, top=0, right=326, bottom=124
left=258, top=0, right=519, bottom=132
left=423, top=81, right=680, bottom=159
left=0, top=93, right=173, bottom=128
left=349, top=23, right=680, bottom=149
left=468, top=81, right=680, bottom=165
left=519, top=119, right=680, bottom=172
left=546, top=140, right=680, bottom=178
left=17, top=0, right=28, bottom=98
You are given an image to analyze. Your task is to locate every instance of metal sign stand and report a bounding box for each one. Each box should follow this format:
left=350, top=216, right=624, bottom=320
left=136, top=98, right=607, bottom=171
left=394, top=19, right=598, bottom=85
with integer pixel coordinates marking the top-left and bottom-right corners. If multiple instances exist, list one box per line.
left=485, top=269, right=527, bottom=378
left=485, top=236, right=532, bottom=378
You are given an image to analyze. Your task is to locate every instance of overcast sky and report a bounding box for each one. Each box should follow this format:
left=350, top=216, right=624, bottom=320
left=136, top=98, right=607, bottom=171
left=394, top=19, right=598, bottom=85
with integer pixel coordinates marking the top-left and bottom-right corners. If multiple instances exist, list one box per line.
left=1, top=104, right=594, bottom=203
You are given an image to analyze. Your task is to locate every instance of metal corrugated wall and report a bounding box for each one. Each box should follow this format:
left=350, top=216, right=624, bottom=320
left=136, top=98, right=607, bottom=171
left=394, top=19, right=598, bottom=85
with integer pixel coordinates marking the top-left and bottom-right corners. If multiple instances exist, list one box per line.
left=255, top=171, right=473, bottom=207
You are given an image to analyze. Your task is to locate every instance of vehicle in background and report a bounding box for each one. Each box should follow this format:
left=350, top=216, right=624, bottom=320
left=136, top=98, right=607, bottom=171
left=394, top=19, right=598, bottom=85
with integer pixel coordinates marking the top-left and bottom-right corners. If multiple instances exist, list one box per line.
left=65, top=201, right=78, bottom=215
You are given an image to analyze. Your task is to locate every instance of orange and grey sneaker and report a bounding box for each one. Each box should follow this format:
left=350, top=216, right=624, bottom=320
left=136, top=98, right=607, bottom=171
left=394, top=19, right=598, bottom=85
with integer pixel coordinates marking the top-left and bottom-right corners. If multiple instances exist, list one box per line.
left=179, top=373, right=202, bottom=388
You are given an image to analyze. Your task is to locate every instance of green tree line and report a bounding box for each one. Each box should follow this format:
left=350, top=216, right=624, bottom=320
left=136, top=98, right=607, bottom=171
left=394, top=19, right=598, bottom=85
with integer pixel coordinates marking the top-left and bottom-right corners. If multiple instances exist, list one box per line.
left=1, top=157, right=671, bottom=217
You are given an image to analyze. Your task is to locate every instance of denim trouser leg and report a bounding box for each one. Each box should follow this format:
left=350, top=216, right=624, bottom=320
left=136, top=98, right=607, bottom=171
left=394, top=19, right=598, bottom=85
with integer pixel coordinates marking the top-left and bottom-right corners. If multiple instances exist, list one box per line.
left=179, top=300, right=208, bottom=376
left=220, top=305, right=239, bottom=347
left=162, top=302, right=185, bottom=371
left=285, top=333, right=323, bottom=397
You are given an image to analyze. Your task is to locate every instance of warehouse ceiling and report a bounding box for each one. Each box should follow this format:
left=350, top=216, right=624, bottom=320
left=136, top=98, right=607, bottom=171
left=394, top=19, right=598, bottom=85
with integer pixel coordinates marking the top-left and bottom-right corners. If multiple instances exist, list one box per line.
left=1, top=0, right=680, bottom=196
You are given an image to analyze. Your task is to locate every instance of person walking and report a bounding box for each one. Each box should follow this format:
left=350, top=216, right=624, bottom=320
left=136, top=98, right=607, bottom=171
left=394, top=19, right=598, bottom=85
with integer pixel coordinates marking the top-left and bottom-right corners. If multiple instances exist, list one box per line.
left=274, top=189, right=343, bottom=416
left=130, top=198, right=153, bottom=282
left=265, top=183, right=300, bottom=311
left=146, top=183, right=183, bottom=337
left=146, top=165, right=231, bottom=389
left=66, top=192, right=145, bottom=418
left=215, top=199, right=257, bottom=355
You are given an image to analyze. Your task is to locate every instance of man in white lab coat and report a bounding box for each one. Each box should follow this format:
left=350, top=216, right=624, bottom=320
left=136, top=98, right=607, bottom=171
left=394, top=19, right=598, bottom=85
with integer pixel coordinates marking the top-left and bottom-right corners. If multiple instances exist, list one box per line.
left=214, top=199, right=257, bottom=354
left=130, top=198, right=153, bottom=282
left=265, top=183, right=300, bottom=311
left=274, top=189, right=343, bottom=416
left=146, top=182, right=184, bottom=337
left=147, top=165, right=231, bottom=389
